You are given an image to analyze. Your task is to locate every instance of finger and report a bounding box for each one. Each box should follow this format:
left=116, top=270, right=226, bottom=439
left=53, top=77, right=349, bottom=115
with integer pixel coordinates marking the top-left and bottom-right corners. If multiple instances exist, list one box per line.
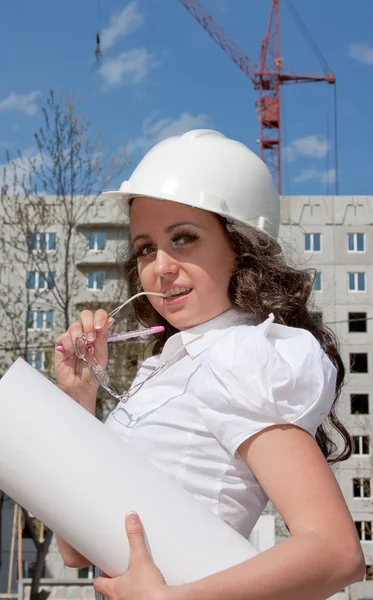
left=80, top=310, right=96, bottom=343
left=126, top=512, right=151, bottom=565
left=95, top=316, right=115, bottom=342
left=94, top=576, right=113, bottom=597
left=68, top=321, right=84, bottom=350
left=94, top=309, right=109, bottom=331
left=55, top=332, right=75, bottom=359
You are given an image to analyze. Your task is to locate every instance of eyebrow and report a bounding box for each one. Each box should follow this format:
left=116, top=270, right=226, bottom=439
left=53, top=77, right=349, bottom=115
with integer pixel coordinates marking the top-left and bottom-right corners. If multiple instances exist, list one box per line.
left=132, top=221, right=200, bottom=245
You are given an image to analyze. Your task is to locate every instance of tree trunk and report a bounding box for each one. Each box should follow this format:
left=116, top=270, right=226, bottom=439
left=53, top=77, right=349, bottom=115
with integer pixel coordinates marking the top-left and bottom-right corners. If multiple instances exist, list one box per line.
left=29, top=528, right=53, bottom=600
left=0, top=491, right=3, bottom=570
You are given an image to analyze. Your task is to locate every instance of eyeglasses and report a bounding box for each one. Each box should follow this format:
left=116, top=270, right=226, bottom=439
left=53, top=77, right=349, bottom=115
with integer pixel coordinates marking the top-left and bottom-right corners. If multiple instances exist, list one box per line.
left=75, top=291, right=204, bottom=403
left=110, top=334, right=205, bottom=428
left=75, top=292, right=166, bottom=401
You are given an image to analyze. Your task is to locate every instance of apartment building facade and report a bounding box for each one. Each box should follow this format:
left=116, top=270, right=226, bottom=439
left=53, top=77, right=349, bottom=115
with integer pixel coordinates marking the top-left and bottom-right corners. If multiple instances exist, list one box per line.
left=0, top=194, right=372, bottom=599
left=280, top=195, right=373, bottom=600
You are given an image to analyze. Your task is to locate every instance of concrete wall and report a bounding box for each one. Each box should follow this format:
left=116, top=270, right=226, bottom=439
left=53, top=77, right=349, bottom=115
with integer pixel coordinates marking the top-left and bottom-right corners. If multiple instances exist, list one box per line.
left=1, top=195, right=372, bottom=598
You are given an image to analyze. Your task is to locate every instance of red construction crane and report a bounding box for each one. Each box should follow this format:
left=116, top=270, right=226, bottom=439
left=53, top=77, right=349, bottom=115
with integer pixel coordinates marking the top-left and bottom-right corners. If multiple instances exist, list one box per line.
left=179, top=0, right=336, bottom=194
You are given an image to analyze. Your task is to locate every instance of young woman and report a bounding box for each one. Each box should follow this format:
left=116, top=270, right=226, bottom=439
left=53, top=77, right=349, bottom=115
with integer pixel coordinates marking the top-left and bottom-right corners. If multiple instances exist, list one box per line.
left=55, top=130, right=364, bottom=600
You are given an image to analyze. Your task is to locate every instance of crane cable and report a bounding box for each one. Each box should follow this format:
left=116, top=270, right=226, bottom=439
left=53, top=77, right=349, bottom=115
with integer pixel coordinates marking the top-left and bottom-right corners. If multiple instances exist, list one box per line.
left=284, top=0, right=340, bottom=196
left=95, top=0, right=102, bottom=68
left=284, top=0, right=331, bottom=74
left=326, top=85, right=330, bottom=195
left=333, top=84, right=340, bottom=195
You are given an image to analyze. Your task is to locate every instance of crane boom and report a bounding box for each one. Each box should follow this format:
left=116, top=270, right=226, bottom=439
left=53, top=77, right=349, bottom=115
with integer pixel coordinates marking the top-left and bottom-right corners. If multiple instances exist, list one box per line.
left=179, top=0, right=336, bottom=193
left=178, top=0, right=257, bottom=84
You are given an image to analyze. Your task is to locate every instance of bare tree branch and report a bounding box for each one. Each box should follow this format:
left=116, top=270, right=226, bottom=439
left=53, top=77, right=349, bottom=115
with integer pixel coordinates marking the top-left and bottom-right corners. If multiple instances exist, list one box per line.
left=0, top=89, right=131, bottom=598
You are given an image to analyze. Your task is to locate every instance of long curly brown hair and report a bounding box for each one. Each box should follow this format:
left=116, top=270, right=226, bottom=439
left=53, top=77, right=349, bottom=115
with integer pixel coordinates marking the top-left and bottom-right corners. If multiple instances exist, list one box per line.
left=121, top=214, right=352, bottom=465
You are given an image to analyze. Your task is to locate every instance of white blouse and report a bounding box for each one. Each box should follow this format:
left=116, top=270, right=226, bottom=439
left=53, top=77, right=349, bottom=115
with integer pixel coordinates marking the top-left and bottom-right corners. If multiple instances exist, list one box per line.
left=104, top=309, right=336, bottom=539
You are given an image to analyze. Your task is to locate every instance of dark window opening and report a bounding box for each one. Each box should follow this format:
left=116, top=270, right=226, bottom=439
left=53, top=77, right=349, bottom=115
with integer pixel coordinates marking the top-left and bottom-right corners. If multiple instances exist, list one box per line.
left=353, top=478, right=371, bottom=498
left=350, top=353, right=368, bottom=373
left=349, top=312, right=367, bottom=333
left=78, top=567, right=89, bottom=578
left=353, top=436, right=370, bottom=455
left=351, top=394, right=369, bottom=414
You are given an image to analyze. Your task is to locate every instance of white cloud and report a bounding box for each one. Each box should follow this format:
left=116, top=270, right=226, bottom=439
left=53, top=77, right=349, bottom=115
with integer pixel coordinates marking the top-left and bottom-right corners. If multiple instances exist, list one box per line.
left=98, top=48, right=159, bottom=88
left=348, top=43, right=373, bottom=65
left=0, top=148, right=45, bottom=194
left=294, top=168, right=336, bottom=185
left=127, top=111, right=210, bottom=154
left=0, top=91, right=41, bottom=116
left=320, top=169, right=336, bottom=185
left=282, top=145, right=297, bottom=162
left=284, top=135, right=329, bottom=162
left=101, top=1, right=144, bottom=51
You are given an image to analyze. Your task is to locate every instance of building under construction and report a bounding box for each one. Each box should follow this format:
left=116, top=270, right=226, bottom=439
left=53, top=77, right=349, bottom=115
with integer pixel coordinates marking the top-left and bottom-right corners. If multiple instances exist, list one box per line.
left=0, top=1, right=371, bottom=599
left=0, top=193, right=372, bottom=600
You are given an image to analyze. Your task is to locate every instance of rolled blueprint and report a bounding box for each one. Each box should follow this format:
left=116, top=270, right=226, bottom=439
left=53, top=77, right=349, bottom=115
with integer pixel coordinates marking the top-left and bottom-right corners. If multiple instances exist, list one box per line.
left=0, top=358, right=258, bottom=584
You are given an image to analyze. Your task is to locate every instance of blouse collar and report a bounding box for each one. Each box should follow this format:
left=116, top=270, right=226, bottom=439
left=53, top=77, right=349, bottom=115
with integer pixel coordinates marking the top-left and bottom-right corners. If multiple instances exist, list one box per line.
left=159, top=309, right=255, bottom=362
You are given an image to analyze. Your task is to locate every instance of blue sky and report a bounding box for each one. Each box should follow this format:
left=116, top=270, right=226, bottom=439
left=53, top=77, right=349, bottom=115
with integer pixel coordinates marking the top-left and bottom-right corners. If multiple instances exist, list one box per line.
left=0, top=0, right=372, bottom=195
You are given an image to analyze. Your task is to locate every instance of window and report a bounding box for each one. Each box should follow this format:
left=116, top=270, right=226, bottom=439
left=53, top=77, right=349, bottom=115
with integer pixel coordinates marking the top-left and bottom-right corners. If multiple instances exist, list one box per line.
left=347, top=233, right=365, bottom=252
left=89, top=232, right=106, bottom=251
left=27, top=310, right=54, bottom=330
left=366, top=565, right=373, bottom=580
left=350, top=353, right=368, bottom=373
left=28, top=232, right=56, bottom=251
left=87, top=271, right=104, bottom=290
left=353, top=478, right=371, bottom=498
left=78, top=566, right=94, bottom=579
left=313, top=272, right=322, bottom=291
left=305, top=233, right=321, bottom=252
left=22, top=560, right=46, bottom=579
left=351, top=394, right=369, bottom=414
left=26, top=271, right=55, bottom=290
left=353, top=436, right=370, bottom=455
left=26, top=350, right=46, bottom=370
left=348, top=272, right=366, bottom=292
left=348, top=312, right=367, bottom=333
left=355, top=521, right=372, bottom=541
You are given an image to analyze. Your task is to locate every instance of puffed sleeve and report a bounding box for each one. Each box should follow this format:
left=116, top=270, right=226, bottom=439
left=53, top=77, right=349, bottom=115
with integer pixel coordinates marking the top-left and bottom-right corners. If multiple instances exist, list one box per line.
left=192, top=314, right=337, bottom=457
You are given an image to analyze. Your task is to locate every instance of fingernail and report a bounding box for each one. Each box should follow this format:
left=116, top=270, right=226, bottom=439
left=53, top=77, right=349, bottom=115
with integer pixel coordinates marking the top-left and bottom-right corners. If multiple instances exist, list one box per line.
left=87, top=332, right=95, bottom=342
left=126, top=511, right=139, bottom=523
left=94, top=321, right=103, bottom=330
left=56, top=345, right=65, bottom=352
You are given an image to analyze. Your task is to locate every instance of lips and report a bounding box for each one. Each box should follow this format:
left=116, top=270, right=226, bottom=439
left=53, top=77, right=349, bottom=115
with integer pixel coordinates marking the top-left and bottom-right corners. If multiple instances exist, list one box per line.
left=162, top=288, right=192, bottom=305
left=162, top=286, right=192, bottom=298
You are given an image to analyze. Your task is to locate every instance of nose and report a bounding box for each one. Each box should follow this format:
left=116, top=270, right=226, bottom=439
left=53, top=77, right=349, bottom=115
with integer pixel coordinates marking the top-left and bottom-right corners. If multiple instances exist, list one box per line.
left=153, top=248, right=178, bottom=277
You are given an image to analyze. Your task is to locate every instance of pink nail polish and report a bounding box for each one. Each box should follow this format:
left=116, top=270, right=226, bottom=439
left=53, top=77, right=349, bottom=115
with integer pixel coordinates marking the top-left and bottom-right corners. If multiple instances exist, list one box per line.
left=56, top=345, right=64, bottom=352
left=126, top=511, right=139, bottom=523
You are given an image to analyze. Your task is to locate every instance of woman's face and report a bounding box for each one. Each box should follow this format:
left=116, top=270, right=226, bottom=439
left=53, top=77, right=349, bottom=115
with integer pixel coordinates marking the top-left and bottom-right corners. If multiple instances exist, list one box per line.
left=130, top=197, right=237, bottom=330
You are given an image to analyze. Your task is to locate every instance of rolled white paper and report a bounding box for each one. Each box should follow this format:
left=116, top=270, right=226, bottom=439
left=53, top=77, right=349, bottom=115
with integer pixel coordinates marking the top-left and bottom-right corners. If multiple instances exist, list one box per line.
left=0, top=358, right=259, bottom=584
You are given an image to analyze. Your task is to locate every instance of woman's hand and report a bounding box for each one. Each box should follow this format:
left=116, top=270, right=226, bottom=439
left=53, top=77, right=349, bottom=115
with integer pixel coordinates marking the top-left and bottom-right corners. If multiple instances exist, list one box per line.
left=94, top=513, right=170, bottom=600
left=55, top=309, right=114, bottom=411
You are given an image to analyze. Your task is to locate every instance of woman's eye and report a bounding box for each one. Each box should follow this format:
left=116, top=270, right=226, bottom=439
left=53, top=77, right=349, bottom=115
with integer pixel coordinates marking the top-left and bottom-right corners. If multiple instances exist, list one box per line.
left=136, top=244, right=156, bottom=257
left=173, top=234, right=198, bottom=246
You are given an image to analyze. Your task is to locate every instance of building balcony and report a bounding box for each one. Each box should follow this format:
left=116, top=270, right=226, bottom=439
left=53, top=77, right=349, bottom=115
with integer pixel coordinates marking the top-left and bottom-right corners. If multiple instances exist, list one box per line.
left=76, top=250, right=120, bottom=266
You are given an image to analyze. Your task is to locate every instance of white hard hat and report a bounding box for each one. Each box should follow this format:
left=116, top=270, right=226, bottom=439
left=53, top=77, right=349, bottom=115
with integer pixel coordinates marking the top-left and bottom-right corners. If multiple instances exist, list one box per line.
left=103, top=129, right=280, bottom=242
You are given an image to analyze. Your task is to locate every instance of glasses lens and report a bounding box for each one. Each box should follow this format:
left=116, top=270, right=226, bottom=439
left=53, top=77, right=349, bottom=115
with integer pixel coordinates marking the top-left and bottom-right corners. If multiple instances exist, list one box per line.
left=75, top=336, right=110, bottom=386
left=75, top=336, right=87, bottom=360
left=90, top=357, right=110, bottom=385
